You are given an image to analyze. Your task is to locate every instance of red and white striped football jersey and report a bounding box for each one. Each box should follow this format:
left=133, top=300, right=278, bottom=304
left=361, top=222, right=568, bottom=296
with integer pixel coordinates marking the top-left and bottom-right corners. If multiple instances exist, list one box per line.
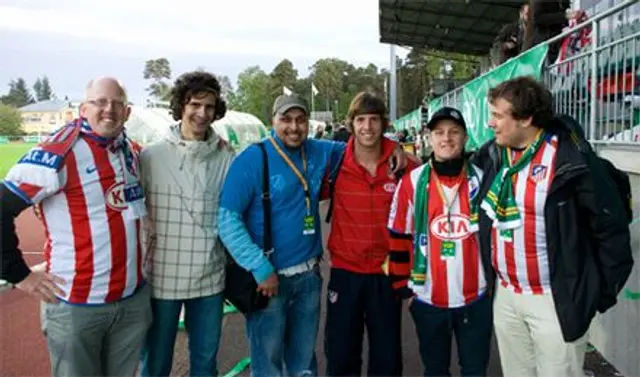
left=4, top=124, right=146, bottom=304
left=492, top=135, right=558, bottom=295
left=388, top=164, right=486, bottom=308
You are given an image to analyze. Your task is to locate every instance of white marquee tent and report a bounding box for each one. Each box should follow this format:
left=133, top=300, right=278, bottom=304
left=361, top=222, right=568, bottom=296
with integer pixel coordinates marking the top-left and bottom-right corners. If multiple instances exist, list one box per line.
left=125, top=107, right=269, bottom=151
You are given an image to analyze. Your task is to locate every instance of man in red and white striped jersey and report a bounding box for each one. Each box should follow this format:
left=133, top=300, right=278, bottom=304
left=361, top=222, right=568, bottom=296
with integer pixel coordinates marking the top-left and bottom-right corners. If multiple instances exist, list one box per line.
left=0, top=77, right=151, bottom=377
left=474, top=77, right=632, bottom=377
left=387, top=107, right=493, bottom=377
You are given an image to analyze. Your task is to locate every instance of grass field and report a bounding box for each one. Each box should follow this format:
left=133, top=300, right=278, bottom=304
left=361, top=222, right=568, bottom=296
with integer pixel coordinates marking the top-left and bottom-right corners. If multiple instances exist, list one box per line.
left=0, top=143, right=36, bottom=178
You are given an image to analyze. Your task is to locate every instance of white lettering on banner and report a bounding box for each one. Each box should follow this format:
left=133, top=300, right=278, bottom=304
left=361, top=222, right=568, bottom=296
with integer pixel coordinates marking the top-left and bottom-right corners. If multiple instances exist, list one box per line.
left=430, top=214, right=471, bottom=241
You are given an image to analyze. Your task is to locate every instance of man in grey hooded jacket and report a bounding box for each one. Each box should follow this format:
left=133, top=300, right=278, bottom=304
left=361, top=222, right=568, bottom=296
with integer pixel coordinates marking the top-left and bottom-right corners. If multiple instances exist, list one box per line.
left=139, top=71, right=234, bottom=377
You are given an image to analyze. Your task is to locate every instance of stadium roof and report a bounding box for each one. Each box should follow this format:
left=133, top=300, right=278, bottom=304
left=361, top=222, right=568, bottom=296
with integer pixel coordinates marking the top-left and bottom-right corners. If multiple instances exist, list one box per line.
left=379, top=0, right=527, bottom=55
left=19, top=99, right=73, bottom=112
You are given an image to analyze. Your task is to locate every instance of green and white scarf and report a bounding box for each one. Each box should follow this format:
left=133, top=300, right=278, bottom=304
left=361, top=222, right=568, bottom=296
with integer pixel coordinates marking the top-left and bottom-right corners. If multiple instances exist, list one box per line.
left=480, top=131, right=546, bottom=242
left=411, top=161, right=480, bottom=286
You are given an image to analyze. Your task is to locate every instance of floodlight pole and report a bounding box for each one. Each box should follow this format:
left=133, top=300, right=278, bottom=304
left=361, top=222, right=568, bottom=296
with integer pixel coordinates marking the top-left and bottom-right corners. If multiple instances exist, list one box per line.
left=389, top=44, right=397, bottom=122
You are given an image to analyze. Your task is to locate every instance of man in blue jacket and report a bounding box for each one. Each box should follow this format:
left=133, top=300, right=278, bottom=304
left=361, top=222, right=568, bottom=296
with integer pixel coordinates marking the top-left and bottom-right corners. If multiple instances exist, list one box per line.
left=218, top=94, right=344, bottom=377
left=218, top=94, right=409, bottom=377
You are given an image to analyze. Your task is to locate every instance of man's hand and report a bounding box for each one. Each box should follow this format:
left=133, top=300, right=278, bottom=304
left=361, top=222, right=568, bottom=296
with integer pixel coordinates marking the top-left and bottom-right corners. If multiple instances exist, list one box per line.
left=389, top=147, right=421, bottom=179
left=256, top=273, right=279, bottom=297
left=389, top=147, right=409, bottom=178
left=15, top=272, right=65, bottom=303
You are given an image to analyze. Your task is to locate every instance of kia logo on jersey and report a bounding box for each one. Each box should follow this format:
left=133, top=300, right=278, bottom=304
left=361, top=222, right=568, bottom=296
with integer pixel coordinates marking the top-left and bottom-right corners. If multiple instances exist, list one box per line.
left=105, top=182, right=129, bottom=211
left=430, top=214, right=472, bottom=241
left=383, top=182, right=397, bottom=193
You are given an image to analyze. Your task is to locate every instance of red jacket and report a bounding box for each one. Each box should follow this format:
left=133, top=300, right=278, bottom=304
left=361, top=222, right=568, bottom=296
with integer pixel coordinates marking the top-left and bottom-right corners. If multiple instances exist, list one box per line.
left=326, top=137, right=418, bottom=274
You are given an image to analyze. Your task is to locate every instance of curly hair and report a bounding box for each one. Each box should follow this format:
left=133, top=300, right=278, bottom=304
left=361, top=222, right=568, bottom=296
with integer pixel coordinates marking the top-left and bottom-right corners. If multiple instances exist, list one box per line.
left=169, top=71, right=226, bottom=121
left=488, top=76, right=554, bottom=128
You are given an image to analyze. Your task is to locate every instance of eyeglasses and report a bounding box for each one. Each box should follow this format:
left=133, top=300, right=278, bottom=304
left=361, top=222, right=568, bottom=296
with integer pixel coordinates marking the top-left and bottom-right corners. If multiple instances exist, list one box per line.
left=86, top=98, right=126, bottom=110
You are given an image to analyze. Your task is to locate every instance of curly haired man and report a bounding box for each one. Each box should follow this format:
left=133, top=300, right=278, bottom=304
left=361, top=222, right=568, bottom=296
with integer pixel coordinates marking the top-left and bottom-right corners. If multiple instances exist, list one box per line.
left=139, top=70, right=234, bottom=377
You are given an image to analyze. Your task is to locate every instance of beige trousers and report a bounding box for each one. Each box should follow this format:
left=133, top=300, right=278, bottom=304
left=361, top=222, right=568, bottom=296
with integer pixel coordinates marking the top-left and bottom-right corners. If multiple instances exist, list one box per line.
left=494, top=283, right=589, bottom=377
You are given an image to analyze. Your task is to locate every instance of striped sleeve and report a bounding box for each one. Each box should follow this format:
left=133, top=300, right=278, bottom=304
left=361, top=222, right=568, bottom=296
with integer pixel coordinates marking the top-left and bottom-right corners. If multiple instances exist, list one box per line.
left=5, top=126, right=80, bottom=205
left=387, top=176, right=415, bottom=299
left=3, top=145, right=67, bottom=205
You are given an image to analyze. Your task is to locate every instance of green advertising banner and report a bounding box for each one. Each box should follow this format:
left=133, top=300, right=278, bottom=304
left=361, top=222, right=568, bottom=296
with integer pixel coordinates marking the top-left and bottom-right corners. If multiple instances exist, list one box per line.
left=428, top=43, right=549, bottom=150
left=393, top=108, right=422, bottom=131
left=428, top=97, right=442, bottom=117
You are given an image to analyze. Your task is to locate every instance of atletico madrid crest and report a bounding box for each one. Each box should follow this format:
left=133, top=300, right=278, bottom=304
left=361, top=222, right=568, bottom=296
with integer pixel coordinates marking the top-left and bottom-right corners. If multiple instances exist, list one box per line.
left=530, top=164, right=548, bottom=183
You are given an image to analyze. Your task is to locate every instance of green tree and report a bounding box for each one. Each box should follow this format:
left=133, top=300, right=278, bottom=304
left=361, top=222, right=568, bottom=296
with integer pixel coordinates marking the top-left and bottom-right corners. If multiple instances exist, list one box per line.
left=0, top=104, right=24, bottom=136
left=234, top=66, right=271, bottom=123
left=310, top=58, right=351, bottom=112
left=292, top=76, right=313, bottom=110
left=392, top=48, right=479, bottom=118
left=33, top=76, right=54, bottom=101
left=334, top=63, right=388, bottom=121
left=1, top=78, right=35, bottom=108
left=143, top=58, right=172, bottom=101
left=269, top=59, right=298, bottom=97
left=40, top=76, right=53, bottom=101
left=33, top=78, right=42, bottom=101
left=218, top=75, right=237, bottom=108
left=398, top=48, right=434, bottom=116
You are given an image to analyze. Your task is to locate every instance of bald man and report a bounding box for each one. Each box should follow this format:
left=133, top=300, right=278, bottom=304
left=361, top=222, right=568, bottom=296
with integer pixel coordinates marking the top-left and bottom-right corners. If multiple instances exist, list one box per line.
left=0, top=77, right=151, bottom=377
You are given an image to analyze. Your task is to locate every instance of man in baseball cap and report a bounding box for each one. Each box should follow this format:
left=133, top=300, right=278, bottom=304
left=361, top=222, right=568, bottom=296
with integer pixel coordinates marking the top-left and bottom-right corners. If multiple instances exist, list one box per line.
left=273, top=94, right=309, bottom=117
left=426, top=106, right=467, bottom=131
left=219, top=91, right=345, bottom=377
left=388, top=104, right=493, bottom=376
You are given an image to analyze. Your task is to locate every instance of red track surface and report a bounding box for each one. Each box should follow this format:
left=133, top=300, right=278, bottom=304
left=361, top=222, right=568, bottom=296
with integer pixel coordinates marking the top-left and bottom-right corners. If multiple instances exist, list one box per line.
left=0, top=210, right=49, bottom=377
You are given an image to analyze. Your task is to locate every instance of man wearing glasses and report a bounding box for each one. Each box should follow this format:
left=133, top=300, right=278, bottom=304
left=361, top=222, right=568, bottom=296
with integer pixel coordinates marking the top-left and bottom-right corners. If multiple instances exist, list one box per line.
left=0, top=77, right=151, bottom=377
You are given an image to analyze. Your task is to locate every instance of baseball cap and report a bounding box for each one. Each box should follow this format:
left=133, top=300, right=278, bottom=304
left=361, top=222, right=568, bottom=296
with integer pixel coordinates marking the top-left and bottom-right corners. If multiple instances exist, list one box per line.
left=426, top=106, right=467, bottom=131
left=273, top=94, right=309, bottom=116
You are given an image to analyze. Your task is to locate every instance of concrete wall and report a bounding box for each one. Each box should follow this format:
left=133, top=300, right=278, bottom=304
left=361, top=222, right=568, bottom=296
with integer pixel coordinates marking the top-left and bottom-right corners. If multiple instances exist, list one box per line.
left=589, top=145, right=640, bottom=377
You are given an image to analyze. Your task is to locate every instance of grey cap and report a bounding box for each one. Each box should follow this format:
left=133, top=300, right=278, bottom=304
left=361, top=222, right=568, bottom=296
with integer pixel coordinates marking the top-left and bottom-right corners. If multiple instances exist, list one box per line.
left=273, top=94, right=309, bottom=116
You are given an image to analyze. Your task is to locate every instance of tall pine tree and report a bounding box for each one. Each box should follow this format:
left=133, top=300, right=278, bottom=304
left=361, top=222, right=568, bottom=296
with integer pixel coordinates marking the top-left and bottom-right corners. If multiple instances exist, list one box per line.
left=32, top=76, right=54, bottom=101
left=1, top=78, right=35, bottom=108
left=40, top=76, right=53, bottom=101
left=33, top=78, right=42, bottom=101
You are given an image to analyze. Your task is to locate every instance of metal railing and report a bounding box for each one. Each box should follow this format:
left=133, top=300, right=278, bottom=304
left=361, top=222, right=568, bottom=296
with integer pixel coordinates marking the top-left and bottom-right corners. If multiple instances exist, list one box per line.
left=436, top=0, right=640, bottom=145
left=544, top=0, right=640, bottom=144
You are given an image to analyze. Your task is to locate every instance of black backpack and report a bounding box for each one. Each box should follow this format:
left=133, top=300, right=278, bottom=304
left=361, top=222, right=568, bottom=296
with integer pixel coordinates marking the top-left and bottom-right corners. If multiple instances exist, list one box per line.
left=223, top=142, right=273, bottom=314
left=555, top=115, right=633, bottom=223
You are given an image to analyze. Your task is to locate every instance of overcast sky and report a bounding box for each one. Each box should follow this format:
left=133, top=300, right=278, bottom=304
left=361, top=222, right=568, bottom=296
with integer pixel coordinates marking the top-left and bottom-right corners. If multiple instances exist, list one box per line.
left=0, top=0, right=406, bottom=104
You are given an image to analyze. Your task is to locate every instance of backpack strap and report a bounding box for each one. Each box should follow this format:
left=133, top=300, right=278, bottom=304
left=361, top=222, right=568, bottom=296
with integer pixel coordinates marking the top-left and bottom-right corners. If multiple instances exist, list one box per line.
left=257, top=143, right=274, bottom=258
left=325, top=151, right=346, bottom=223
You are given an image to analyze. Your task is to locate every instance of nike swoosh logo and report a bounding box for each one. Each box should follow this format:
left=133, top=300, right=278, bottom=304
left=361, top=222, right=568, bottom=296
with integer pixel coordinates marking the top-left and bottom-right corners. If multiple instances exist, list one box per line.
left=86, top=166, right=97, bottom=174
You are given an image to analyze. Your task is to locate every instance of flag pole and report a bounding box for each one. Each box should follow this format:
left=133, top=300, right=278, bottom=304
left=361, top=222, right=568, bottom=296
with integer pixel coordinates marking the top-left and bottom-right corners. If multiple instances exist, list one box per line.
left=311, top=82, right=315, bottom=114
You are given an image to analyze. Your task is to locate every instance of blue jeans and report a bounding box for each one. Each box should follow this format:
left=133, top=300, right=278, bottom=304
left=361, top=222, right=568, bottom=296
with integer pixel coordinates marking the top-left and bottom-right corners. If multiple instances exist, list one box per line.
left=246, top=268, right=322, bottom=377
left=140, top=293, right=224, bottom=377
